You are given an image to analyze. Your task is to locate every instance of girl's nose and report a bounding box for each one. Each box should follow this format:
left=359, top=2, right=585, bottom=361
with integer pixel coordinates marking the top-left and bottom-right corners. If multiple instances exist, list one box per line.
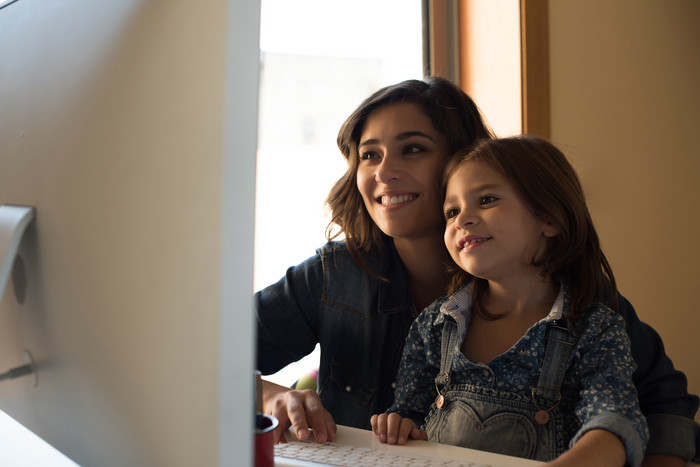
left=455, top=209, right=477, bottom=228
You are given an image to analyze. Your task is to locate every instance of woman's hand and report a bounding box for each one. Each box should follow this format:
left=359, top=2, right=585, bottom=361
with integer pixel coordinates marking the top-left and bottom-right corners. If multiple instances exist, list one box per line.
left=370, top=412, right=428, bottom=445
left=262, top=379, right=337, bottom=444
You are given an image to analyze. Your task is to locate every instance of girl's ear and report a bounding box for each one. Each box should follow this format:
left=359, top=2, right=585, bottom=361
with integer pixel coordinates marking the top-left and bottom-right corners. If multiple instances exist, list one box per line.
left=542, top=222, right=560, bottom=238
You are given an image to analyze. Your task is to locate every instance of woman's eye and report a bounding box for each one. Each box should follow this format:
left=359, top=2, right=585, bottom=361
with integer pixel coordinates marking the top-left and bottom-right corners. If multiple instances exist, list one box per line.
left=479, top=196, right=498, bottom=206
left=359, top=151, right=379, bottom=161
left=403, top=144, right=425, bottom=154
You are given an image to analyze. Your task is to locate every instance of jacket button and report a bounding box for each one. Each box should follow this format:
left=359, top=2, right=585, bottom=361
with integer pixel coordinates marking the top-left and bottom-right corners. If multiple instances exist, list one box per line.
left=345, top=385, right=352, bottom=392
left=391, top=382, right=397, bottom=389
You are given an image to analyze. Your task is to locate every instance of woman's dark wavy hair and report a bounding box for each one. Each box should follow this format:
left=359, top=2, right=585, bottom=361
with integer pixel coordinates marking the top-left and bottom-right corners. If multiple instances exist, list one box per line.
left=442, top=136, right=618, bottom=323
left=325, top=77, right=493, bottom=272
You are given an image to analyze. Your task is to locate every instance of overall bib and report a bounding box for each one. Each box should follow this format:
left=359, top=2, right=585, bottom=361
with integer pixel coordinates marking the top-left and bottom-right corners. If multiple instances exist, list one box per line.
left=424, top=318, right=577, bottom=462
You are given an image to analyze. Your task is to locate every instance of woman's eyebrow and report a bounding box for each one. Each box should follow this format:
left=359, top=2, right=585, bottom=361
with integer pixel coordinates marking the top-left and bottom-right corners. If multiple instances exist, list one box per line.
left=359, top=131, right=436, bottom=148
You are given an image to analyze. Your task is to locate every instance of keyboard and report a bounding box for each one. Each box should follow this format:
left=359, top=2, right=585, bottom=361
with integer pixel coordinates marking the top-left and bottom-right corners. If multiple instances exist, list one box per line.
left=275, top=440, right=506, bottom=466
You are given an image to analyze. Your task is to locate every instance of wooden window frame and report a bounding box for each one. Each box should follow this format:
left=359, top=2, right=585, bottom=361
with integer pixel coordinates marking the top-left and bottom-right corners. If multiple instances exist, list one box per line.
left=424, top=0, right=550, bottom=138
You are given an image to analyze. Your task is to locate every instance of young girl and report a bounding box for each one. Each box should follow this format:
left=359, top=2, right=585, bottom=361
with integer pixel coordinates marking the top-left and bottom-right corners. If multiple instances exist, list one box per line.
left=371, top=136, right=649, bottom=466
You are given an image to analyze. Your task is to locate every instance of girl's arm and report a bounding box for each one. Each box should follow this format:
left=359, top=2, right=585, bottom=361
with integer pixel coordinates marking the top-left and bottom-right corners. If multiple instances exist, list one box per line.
left=545, top=429, right=625, bottom=467
left=571, top=308, right=649, bottom=466
left=377, top=301, right=446, bottom=437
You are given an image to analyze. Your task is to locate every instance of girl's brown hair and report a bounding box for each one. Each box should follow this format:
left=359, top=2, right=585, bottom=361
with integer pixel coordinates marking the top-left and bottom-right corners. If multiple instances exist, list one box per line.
left=443, top=136, right=617, bottom=322
left=326, top=77, right=493, bottom=271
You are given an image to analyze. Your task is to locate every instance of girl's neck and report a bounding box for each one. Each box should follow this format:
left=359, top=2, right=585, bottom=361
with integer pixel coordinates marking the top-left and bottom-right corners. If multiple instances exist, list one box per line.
left=393, top=235, right=451, bottom=312
left=481, top=275, right=558, bottom=320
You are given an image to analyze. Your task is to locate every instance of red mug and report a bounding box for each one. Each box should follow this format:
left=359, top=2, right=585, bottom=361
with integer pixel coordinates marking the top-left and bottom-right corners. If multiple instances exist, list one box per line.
left=255, top=414, right=278, bottom=467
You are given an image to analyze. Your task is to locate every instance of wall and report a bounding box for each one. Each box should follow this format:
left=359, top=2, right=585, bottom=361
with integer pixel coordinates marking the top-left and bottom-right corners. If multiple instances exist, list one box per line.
left=548, top=0, right=700, bottom=422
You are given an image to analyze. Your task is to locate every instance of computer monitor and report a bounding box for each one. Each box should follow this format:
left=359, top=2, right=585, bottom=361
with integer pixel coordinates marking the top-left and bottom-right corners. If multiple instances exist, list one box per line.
left=0, top=0, right=259, bottom=465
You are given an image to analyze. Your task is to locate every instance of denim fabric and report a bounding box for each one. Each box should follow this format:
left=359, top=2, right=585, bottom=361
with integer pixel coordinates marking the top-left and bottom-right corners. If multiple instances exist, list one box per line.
left=255, top=239, right=698, bottom=459
left=389, top=285, right=649, bottom=465
left=256, top=239, right=418, bottom=429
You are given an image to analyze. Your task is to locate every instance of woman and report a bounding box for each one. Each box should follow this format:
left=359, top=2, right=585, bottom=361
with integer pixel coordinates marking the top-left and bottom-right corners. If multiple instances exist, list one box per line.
left=255, top=77, right=698, bottom=465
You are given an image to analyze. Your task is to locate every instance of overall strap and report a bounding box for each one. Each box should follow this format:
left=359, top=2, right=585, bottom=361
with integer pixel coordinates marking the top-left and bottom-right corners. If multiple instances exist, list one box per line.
left=435, top=318, right=460, bottom=392
left=533, top=319, right=578, bottom=404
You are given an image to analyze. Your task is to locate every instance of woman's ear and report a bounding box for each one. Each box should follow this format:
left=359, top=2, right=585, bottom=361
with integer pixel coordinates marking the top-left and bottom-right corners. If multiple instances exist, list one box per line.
left=542, top=222, right=560, bottom=238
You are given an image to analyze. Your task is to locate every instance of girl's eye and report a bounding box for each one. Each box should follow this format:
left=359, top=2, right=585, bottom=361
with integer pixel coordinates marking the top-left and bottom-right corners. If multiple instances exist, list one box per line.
left=479, top=195, right=498, bottom=206
left=444, top=208, right=459, bottom=220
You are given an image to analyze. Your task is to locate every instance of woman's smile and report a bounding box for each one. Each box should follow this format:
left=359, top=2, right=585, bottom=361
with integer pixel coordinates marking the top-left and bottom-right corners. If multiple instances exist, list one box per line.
left=356, top=102, right=447, bottom=240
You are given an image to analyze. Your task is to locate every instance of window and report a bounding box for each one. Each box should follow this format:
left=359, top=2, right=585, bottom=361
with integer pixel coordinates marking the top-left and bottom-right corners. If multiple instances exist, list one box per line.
left=256, top=0, right=423, bottom=385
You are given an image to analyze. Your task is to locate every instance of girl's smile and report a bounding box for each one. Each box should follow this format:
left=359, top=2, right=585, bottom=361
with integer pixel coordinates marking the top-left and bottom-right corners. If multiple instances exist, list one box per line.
left=444, top=161, right=558, bottom=285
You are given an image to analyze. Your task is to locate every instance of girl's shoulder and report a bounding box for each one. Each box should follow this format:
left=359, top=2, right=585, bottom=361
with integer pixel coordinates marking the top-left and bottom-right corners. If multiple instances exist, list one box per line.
left=575, top=303, right=627, bottom=339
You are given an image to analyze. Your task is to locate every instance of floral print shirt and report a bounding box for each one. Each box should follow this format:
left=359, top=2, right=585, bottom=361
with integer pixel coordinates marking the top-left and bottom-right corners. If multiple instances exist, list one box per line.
left=388, top=284, right=649, bottom=465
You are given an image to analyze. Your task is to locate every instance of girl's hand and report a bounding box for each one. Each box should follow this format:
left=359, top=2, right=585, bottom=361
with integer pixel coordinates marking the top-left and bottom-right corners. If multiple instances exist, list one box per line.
left=370, top=412, right=428, bottom=445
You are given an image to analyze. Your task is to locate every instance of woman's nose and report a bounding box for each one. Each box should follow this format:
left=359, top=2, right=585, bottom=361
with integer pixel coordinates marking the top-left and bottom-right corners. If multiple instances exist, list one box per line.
left=375, top=154, right=402, bottom=183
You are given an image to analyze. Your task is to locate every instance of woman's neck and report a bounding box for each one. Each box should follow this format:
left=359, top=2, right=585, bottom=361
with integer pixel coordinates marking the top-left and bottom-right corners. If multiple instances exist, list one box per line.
left=393, top=235, right=451, bottom=312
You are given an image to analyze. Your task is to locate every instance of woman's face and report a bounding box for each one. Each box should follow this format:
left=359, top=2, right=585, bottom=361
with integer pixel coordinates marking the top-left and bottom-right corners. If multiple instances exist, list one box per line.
left=356, top=102, right=448, bottom=241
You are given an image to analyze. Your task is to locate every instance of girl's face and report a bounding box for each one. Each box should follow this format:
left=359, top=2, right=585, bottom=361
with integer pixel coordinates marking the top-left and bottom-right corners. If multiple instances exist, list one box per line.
left=443, top=161, right=558, bottom=285
left=356, top=102, right=447, bottom=241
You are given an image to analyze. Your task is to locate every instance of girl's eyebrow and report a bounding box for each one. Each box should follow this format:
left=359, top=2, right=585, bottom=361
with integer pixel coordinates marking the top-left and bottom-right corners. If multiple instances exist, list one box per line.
left=443, top=182, right=504, bottom=206
left=359, top=131, right=436, bottom=148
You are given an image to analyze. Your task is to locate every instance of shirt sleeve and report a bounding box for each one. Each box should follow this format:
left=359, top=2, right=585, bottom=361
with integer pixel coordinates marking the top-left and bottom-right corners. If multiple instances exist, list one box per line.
left=388, top=302, right=445, bottom=428
left=255, top=252, right=324, bottom=375
left=618, top=294, right=700, bottom=459
left=571, top=308, right=649, bottom=467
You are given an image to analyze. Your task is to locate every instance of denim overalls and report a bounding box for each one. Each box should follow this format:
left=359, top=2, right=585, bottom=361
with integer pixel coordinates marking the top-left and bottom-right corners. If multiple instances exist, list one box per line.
left=424, top=316, right=577, bottom=462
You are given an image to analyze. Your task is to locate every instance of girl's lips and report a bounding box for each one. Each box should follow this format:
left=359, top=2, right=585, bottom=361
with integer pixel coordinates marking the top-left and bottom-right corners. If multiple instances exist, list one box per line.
left=458, top=235, right=491, bottom=251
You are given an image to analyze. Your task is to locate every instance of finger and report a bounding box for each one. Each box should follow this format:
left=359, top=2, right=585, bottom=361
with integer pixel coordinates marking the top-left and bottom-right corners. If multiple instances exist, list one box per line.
left=267, top=403, right=291, bottom=444
left=385, top=413, right=403, bottom=445
left=396, top=417, right=418, bottom=445
left=325, top=418, right=337, bottom=442
left=284, top=392, right=311, bottom=441
left=411, top=427, right=428, bottom=441
left=301, top=390, right=332, bottom=444
left=373, top=413, right=388, bottom=443
left=370, top=414, right=378, bottom=434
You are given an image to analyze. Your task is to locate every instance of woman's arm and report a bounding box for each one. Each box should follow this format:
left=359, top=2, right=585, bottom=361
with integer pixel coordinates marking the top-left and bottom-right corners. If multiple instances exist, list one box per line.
left=256, top=253, right=330, bottom=444
left=617, top=294, right=699, bottom=461
left=256, top=254, right=325, bottom=375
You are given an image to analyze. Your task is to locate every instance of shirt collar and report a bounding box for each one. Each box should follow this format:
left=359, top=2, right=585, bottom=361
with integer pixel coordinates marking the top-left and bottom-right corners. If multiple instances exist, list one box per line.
left=439, top=281, right=568, bottom=340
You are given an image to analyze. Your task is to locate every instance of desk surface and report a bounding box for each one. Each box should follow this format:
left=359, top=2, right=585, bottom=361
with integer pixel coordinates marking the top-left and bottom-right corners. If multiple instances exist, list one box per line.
left=277, top=424, right=542, bottom=466
left=0, top=411, right=78, bottom=466
left=278, top=424, right=700, bottom=467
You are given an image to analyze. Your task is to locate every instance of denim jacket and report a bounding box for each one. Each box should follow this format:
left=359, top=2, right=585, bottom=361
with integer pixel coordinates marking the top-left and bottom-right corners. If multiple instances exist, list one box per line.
left=256, top=239, right=699, bottom=460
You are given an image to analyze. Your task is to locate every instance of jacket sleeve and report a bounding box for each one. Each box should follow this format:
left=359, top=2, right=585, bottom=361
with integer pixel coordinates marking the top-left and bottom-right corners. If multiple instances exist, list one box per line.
left=618, top=294, right=700, bottom=459
left=255, top=252, right=325, bottom=375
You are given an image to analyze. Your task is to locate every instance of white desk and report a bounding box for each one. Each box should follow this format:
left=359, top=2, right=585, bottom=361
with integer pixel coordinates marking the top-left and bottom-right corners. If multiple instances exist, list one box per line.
left=276, top=425, right=700, bottom=467
left=0, top=411, right=78, bottom=466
